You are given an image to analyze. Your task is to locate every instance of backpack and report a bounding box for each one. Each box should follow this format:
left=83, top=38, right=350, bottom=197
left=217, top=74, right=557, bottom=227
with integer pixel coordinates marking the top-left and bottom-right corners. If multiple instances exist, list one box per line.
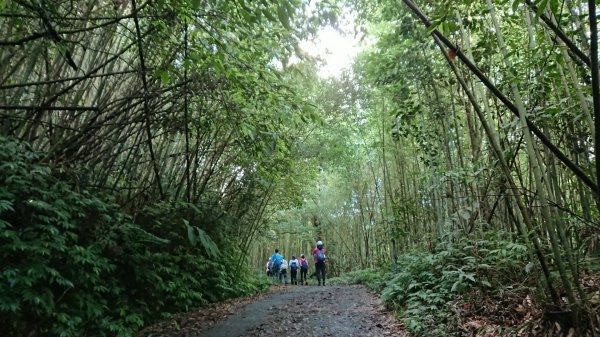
left=300, top=259, right=308, bottom=270
left=272, top=254, right=282, bottom=270
left=290, top=260, right=298, bottom=271
left=316, top=249, right=326, bottom=263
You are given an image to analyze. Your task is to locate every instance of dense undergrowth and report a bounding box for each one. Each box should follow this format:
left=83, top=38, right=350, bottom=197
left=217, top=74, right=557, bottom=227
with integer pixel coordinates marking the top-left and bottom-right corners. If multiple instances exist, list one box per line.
left=330, top=234, right=564, bottom=336
left=0, top=137, right=270, bottom=337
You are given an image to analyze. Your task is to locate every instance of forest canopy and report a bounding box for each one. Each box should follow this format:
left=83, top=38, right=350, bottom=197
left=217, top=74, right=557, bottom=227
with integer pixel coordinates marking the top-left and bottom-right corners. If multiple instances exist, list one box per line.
left=1, top=0, right=599, bottom=336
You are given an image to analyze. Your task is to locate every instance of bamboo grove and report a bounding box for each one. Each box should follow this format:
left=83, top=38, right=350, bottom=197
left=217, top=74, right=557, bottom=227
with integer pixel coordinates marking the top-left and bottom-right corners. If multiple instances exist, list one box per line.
left=2, top=0, right=600, bottom=335
left=250, top=0, right=600, bottom=333
left=0, top=0, right=330, bottom=218
left=0, top=0, right=336, bottom=336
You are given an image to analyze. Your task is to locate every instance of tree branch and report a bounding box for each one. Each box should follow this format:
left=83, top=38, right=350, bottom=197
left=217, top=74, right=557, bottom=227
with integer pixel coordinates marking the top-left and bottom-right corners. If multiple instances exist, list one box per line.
left=588, top=0, right=600, bottom=199
left=524, top=0, right=591, bottom=68
left=0, top=105, right=98, bottom=111
left=0, top=69, right=140, bottom=90
left=131, top=0, right=164, bottom=200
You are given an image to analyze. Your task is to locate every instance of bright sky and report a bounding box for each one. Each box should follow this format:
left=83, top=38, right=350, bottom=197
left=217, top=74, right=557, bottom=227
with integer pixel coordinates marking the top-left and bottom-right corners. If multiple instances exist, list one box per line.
left=286, top=6, right=363, bottom=79
left=299, top=24, right=362, bottom=78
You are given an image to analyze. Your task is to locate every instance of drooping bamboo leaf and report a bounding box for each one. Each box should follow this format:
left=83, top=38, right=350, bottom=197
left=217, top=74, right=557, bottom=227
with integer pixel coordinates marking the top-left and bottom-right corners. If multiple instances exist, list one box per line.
left=196, top=228, right=220, bottom=258
left=277, top=5, right=291, bottom=30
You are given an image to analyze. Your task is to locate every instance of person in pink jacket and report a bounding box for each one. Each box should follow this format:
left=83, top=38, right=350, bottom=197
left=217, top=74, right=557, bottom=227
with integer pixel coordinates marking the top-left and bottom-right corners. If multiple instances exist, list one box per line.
left=312, top=240, right=327, bottom=286
left=298, top=254, right=309, bottom=285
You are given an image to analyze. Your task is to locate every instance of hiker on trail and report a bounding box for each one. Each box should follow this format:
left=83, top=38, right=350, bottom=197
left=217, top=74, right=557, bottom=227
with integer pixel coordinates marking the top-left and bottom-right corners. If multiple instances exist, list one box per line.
left=312, top=240, right=327, bottom=286
left=271, top=249, right=283, bottom=280
left=266, top=258, right=273, bottom=277
left=289, top=255, right=299, bottom=285
left=299, top=254, right=309, bottom=285
left=280, top=256, right=289, bottom=285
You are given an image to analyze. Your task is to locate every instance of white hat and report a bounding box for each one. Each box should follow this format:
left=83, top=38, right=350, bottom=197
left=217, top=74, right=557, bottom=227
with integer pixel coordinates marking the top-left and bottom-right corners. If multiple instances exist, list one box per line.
left=317, top=240, right=323, bottom=245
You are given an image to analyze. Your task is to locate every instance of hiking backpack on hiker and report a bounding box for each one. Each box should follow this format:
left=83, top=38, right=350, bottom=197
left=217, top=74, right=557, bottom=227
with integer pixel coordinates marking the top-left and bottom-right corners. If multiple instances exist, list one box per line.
left=272, top=253, right=282, bottom=270
left=316, top=249, right=326, bottom=263
left=290, top=260, right=298, bottom=271
left=300, top=259, right=308, bottom=270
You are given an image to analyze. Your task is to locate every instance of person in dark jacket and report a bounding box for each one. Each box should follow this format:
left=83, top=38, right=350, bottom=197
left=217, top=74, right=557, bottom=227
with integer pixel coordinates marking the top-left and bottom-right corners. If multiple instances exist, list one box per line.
left=312, top=240, right=327, bottom=286
left=299, top=254, right=309, bottom=285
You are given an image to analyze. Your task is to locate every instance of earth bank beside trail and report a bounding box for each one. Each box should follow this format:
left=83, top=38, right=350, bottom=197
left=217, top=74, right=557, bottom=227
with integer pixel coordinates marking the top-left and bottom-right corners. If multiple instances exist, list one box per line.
left=139, top=285, right=405, bottom=337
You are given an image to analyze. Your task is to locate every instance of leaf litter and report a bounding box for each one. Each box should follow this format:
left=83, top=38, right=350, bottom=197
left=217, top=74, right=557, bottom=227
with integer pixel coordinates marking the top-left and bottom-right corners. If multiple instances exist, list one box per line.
left=455, top=271, right=600, bottom=337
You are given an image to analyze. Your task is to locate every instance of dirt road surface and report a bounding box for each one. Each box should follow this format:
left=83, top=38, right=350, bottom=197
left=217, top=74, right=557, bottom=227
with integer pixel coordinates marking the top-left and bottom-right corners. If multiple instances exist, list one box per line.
left=141, top=285, right=405, bottom=337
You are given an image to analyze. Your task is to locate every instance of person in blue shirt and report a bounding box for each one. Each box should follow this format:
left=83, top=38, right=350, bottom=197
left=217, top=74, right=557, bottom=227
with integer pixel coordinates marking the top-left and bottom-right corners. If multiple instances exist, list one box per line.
left=270, top=248, right=283, bottom=280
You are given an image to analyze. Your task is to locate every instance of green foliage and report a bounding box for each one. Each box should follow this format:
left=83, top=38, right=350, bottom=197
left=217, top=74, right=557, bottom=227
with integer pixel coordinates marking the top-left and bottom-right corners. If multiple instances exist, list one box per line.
left=385, top=233, right=531, bottom=336
left=332, top=232, right=532, bottom=337
left=328, top=268, right=388, bottom=291
left=0, top=137, right=269, bottom=337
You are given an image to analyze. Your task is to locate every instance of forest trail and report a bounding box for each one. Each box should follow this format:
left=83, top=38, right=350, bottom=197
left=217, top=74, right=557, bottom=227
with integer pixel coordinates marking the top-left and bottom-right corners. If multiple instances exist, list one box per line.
left=141, top=285, right=405, bottom=337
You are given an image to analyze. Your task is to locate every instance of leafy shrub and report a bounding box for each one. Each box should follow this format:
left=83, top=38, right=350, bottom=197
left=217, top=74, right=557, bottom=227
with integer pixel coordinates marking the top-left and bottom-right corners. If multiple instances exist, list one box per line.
left=0, top=137, right=269, bottom=337
left=0, top=137, right=134, bottom=336
left=332, top=232, right=532, bottom=337
left=380, top=233, right=531, bottom=336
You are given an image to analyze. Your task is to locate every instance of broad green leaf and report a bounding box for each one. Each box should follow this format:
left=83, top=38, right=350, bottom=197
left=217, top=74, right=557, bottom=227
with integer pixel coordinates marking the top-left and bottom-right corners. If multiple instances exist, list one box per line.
left=197, top=228, right=220, bottom=258
left=262, top=8, right=276, bottom=22
left=0, top=199, right=14, bottom=213
left=535, top=0, right=549, bottom=18
left=277, top=5, right=291, bottom=30
left=451, top=280, right=460, bottom=292
left=184, top=220, right=196, bottom=246
left=512, top=0, right=520, bottom=11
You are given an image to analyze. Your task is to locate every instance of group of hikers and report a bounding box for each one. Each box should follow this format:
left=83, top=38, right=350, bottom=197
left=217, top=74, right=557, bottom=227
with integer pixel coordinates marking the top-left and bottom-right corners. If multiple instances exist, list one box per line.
left=266, top=240, right=328, bottom=286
